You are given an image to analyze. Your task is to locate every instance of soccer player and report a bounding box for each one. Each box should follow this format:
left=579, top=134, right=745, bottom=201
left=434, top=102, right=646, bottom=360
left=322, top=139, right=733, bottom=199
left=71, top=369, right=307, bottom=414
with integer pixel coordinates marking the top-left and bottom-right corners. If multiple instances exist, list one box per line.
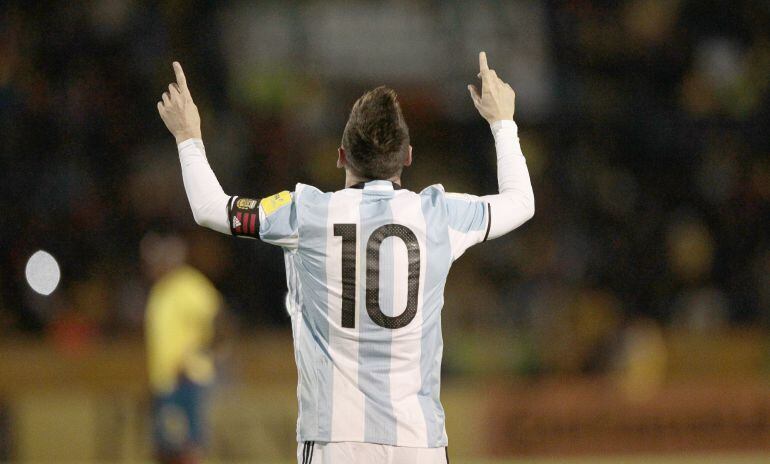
left=158, top=52, right=534, bottom=464
left=142, top=231, right=222, bottom=464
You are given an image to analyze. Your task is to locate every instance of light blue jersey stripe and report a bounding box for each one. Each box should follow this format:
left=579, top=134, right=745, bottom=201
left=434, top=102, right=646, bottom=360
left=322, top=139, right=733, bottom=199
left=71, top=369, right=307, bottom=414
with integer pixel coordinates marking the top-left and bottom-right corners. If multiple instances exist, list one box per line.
left=358, top=185, right=397, bottom=444
left=296, top=187, right=333, bottom=440
left=419, top=187, right=451, bottom=445
left=287, top=252, right=318, bottom=438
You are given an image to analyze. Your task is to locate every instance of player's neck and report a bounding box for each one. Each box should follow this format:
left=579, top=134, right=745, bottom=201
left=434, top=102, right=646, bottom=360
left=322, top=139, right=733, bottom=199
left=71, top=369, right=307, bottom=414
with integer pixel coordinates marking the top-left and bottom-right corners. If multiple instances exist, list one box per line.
left=345, top=172, right=402, bottom=188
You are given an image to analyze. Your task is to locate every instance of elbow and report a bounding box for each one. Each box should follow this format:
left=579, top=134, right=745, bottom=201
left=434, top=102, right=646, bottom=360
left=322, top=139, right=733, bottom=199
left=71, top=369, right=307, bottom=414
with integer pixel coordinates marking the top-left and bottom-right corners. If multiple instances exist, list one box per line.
left=186, top=192, right=231, bottom=234
left=191, top=208, right=206, bottom=227
left=194, top=214, right=223, bottom=232
left=190, top=205, right=212, bottom=229
left=191, top=201, right=229, bottom=234
left=194, top=213, right=219, bottom=231
left=497, top=189, right=535, bottom=224
left=524, top=198, right=535, bottom=222
left=514, top=195, right=535, bottom=225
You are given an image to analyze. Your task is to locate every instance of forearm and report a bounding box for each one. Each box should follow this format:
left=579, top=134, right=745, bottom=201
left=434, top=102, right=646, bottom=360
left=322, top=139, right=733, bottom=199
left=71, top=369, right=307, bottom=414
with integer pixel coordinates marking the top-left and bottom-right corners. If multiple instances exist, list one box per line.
left=177, top=139, right=231, bottom=234
left=481, top=120, right=535, bottom=239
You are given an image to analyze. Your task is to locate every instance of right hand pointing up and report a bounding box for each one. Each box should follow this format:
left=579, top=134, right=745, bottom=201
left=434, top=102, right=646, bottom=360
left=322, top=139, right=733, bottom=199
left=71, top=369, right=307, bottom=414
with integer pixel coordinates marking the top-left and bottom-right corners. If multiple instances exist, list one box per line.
left=468, top=52, right=516, bottom=123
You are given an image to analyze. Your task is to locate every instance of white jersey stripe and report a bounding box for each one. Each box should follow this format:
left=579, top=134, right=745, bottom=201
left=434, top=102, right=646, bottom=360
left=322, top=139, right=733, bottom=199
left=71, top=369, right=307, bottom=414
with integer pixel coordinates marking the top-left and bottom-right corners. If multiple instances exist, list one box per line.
left=389, top=190, right=429, bottom=445
left=327, top=189, right=366, bottom=441
left=358, top=188, right=397, bottom=444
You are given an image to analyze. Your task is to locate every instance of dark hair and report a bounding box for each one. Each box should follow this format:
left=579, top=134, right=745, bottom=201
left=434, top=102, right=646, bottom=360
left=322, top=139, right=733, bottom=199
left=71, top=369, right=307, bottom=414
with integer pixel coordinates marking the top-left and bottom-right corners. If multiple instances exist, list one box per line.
left=341, top=86, right=410, bottom=180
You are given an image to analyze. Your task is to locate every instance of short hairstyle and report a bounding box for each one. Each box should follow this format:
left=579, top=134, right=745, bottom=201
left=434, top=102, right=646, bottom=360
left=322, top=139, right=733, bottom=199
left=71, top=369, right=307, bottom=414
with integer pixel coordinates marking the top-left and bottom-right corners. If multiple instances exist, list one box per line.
left=341, top=86, right=410, bottom=180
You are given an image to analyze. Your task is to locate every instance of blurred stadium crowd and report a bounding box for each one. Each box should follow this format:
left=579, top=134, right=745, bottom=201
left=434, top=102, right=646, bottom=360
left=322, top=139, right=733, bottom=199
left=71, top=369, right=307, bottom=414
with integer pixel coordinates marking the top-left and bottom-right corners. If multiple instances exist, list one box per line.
left=1, top=0, right=769, bottom=379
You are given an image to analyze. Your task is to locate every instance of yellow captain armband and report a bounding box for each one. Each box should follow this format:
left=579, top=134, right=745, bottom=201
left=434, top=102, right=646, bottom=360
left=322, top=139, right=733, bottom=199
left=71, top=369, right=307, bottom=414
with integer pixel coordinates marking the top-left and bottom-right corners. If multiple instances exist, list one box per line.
left=260, top=190, right=292, bottom=216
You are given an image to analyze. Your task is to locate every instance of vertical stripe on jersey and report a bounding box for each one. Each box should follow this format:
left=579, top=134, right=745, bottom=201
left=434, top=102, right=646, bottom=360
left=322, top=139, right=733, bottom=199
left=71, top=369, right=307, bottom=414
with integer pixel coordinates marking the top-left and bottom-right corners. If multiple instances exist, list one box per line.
left=419, top=188, right=452, bottom=446
left=388, top=190, right=429, bottom=445
left=286, top=251, right=311, bottom=440
left=296, top=187, right=333, bottom=439
left=327, top=189, right=366, bottom=440
left=358, top=186, right=397, bottom=444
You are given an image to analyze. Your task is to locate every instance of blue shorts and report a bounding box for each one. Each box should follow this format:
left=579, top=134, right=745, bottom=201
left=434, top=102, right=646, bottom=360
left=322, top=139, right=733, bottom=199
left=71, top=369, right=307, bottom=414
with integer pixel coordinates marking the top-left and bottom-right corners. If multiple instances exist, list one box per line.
left=152, top=376, right=206, bottom=458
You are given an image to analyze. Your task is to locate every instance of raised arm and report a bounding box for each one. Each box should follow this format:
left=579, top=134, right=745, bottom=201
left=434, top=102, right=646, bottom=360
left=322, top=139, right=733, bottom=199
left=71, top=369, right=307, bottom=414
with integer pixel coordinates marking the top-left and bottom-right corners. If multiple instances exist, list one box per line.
left=157, top=62, right=231, bottom=234
left=468, top=52, right=535, bottom=239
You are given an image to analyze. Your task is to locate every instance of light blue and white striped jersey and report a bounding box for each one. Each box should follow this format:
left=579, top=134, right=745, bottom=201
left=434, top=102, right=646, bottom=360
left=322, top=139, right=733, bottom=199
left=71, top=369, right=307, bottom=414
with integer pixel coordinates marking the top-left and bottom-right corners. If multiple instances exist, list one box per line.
left=252, top=179, right=489, bottom=448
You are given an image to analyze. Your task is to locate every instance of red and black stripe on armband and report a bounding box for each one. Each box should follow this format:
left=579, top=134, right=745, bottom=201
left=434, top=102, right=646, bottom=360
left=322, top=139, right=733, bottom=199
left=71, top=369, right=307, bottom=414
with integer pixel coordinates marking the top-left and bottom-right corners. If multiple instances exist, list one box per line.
left=227, top=196, right=260, bottom=238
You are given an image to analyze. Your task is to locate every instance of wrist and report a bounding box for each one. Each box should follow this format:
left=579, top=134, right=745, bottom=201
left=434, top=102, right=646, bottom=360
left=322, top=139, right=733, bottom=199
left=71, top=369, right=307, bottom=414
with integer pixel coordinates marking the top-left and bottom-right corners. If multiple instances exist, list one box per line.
left=174, top=128, right=202, bottom=144
left=490, top=119, right=516, bottom=128
left=490, top=119, right=518, bottom=137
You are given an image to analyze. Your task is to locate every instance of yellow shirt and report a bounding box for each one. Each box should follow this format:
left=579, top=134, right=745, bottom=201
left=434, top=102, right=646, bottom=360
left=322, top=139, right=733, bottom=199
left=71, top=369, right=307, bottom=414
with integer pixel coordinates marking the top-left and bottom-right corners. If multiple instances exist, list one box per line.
left=145, top=265, right=221, bottom=393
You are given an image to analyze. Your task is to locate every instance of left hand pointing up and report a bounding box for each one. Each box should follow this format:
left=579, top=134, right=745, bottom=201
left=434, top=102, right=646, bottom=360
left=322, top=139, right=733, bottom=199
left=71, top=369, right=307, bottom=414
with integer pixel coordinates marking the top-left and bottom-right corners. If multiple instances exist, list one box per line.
left=158, top=61, right=202, bottom=143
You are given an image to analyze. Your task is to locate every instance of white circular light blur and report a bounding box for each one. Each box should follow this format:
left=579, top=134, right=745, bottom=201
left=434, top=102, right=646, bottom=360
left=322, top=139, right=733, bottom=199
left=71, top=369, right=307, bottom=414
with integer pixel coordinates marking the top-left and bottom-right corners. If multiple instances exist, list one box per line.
left=25, top=250, right=61, bottom=296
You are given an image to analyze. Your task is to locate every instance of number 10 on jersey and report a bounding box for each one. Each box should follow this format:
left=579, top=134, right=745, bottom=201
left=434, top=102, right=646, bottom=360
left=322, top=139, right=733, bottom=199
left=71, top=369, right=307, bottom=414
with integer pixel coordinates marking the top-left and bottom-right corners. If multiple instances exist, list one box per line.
left=334, top=223, right=420, bottom=330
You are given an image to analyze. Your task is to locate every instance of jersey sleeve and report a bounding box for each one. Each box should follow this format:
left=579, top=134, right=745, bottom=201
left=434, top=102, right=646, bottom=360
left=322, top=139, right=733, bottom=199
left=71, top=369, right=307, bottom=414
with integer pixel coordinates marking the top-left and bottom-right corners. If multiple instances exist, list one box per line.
left=227, top=190, right=298, bottom=248
left=444, top=192, right=490, bottom=260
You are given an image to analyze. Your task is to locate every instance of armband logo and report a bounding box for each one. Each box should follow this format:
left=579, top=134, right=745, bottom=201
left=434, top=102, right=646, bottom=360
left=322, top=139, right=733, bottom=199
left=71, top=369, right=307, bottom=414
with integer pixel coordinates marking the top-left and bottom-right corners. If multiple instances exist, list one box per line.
left=236, top=198, right=258, bottom=210
left=260, top=191, right=292, bottom=216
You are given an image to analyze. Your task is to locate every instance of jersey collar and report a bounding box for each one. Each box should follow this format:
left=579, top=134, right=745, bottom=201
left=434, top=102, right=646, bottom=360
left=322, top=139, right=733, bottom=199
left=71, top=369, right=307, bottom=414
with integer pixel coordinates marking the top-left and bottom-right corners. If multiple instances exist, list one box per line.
left=349, top=180, right=402, bottom=190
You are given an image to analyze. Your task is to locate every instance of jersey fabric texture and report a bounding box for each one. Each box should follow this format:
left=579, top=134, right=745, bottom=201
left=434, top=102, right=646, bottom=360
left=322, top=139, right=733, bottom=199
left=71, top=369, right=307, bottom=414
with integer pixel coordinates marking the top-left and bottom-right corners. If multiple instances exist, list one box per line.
left=254, top=179, right=489, bottom=448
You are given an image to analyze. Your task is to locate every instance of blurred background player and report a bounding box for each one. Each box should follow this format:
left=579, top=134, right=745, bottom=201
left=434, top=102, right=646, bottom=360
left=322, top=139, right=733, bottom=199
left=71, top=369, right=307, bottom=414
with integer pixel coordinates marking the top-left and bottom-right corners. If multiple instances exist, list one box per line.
left=157, top=51, right=533, bottom=463
left=141, top=230, right=223, bottom=464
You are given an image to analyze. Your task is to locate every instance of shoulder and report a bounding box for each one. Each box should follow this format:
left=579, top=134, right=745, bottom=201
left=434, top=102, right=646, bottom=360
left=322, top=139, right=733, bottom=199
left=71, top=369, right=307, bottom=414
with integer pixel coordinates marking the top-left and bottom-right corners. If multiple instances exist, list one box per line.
left=293, top=183, right=339, bottom=215
left=419, top=183, right=445, bottom=194
left=443, top=191, right=485, bottom=214
left=413, top=184, right=451, bottom=221
left=294, top=183, right=334, bottom=203
left=418, top=184, right=447, bottom=202
left=444, top=192, right=481, bottom=202
left=419, top=184, right=469, bottom=212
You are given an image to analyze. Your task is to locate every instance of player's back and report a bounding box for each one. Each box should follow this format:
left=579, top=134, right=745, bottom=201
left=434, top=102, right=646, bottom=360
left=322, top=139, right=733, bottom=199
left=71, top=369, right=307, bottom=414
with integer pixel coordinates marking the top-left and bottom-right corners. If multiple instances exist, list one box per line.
left=165, top=54, right=533, bottom=462
left=267, top=179, right=489, bottom=448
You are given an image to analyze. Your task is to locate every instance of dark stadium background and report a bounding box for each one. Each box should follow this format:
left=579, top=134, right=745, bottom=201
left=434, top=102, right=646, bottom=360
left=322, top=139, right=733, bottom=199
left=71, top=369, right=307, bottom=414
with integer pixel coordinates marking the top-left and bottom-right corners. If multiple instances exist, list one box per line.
left=1, top=1, right=769, bottom=462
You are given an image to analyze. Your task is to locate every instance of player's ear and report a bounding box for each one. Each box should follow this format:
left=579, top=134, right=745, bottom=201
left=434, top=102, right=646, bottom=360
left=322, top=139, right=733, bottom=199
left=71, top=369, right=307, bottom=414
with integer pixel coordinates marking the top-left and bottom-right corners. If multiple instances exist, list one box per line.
left=403, top=145, right=413, bottom=167
left=337, top=147, right=346, bottom=169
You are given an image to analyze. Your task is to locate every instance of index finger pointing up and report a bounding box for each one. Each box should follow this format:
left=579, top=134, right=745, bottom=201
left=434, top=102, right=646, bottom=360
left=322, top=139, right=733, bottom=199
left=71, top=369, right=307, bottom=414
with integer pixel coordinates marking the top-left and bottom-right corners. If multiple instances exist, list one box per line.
left=479, top=51, right=489, bottom=73
left=173, top=61, right=187, bottom=89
